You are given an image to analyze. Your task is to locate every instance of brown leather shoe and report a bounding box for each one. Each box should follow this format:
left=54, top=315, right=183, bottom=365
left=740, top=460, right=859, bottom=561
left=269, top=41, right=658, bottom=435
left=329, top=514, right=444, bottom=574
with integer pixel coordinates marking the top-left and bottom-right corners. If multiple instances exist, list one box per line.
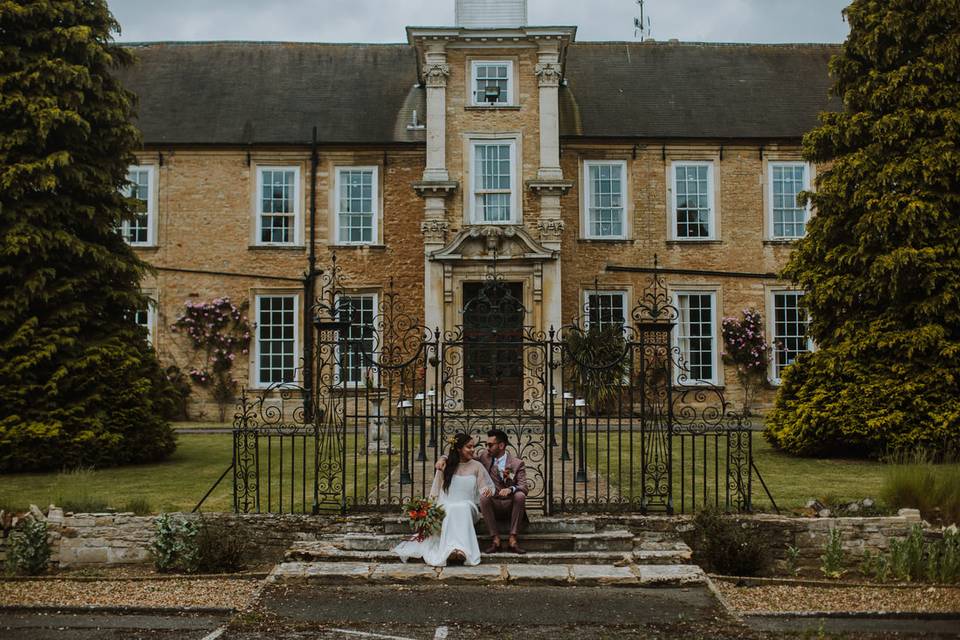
left=507, top=544, right=527, bottom=555
left=484, top=541, right=501, bottom=554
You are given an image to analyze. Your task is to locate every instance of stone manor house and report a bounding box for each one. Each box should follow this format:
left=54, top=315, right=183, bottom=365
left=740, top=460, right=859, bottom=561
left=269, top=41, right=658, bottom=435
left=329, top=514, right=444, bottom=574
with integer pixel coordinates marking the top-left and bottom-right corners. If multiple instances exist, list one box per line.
left=118, top=0, right=839, bottom=417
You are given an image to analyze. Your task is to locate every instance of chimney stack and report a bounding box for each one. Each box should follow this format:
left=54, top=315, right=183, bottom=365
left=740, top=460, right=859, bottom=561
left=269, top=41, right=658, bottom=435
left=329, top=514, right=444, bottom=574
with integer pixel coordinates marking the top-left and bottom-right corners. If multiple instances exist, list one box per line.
left=455, top=0, right=528, bottom=29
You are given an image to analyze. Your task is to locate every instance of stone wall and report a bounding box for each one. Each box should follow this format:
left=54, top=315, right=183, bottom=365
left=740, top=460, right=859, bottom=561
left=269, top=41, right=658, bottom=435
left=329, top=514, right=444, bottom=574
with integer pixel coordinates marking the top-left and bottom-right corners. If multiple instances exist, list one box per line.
left=1, top=506, right=927, bottom=574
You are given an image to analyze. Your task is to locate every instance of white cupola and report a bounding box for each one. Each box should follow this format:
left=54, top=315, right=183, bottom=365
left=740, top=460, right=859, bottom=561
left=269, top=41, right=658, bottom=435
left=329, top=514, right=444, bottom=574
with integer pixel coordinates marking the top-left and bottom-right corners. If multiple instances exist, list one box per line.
left=455, top=0, right=528, bottom=29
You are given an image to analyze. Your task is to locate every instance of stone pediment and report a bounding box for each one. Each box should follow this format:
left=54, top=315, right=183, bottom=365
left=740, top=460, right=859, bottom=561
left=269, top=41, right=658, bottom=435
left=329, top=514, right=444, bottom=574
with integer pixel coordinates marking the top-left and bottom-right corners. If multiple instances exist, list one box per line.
left=429, top=225, right=557, bottom=262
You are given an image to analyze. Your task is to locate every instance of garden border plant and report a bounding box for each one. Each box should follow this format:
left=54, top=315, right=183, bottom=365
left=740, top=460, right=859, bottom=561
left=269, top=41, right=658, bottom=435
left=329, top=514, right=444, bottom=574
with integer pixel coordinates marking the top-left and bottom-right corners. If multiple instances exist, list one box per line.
left=6, top=518, right=50, bottom=576
left=721, top=308, right=770, bottom=417
left=172, top=298, right=251, bottom=422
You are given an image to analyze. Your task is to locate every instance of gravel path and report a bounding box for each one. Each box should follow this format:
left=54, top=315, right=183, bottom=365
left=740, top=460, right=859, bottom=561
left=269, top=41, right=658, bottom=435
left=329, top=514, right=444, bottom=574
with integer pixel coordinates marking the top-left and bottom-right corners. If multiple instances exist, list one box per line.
left=715, top=582, right=960, bottom=613
left=0, top=578, right=260, bottom=609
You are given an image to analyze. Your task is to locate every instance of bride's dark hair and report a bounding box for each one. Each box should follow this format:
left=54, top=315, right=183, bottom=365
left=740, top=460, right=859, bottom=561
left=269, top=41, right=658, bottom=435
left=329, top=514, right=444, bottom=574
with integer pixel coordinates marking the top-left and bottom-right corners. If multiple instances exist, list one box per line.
left=442, top=432, right=472, bottom=492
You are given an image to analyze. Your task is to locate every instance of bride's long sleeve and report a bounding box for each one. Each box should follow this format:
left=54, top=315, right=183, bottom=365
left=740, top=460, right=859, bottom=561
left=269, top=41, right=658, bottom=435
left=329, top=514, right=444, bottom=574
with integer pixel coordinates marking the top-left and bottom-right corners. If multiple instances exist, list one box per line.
left=429, top=470, right=444, bottom=500
left=475, top=462, right=495, bottom=499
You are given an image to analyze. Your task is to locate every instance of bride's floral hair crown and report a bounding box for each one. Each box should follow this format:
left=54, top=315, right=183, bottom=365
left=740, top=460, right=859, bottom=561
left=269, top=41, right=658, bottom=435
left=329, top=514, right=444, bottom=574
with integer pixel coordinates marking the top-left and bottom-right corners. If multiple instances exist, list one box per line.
left=446, top=433, right=469, bottom=449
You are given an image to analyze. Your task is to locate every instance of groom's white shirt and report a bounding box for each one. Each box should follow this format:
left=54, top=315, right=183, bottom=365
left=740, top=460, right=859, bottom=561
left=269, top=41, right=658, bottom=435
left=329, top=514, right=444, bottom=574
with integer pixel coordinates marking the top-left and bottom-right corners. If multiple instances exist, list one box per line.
left=493, top=452, right=507, bottom=477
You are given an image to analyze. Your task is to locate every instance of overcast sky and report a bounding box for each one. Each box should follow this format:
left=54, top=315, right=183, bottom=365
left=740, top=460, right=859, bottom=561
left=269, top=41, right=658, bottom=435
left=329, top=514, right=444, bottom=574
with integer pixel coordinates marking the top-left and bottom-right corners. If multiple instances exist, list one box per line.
left=108, top=0, right=851, bottom=44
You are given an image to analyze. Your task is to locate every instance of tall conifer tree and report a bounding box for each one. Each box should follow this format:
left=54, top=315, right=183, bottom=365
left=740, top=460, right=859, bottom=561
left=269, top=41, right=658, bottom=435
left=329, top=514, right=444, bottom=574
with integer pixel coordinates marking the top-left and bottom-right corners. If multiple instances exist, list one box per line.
left=0, top=0, right=177, bottom=472
left=766, top=0, right=960, bottom=456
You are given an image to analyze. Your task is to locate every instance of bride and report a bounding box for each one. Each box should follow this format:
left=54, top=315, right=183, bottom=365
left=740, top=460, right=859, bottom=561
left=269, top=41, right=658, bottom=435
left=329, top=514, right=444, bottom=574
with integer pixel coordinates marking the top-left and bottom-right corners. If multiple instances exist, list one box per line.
left=393, top=433, right=495, bottom=567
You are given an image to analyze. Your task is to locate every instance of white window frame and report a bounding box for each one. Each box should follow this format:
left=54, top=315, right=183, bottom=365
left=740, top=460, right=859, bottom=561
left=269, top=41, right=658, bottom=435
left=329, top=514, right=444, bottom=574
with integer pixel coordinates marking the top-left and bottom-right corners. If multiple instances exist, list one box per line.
left=767, top=289, right=814, bottom=385
left=255, top=165, right=301, bottom=246
left=767, top=161, right=811, bottom=240
left=121, top=164, right=156, bottom=246
left=672, top=290, right=719, bottom=385
left=582, top=160, right=628, bottom=240
left=334, top=166, right=380, bottom=245
left=669, top=161, right=716, bottom=241
left=470, top=60, right=514, bottom=106
left=253, top=294, right=300, bottom=389
left=468, top=139, right=519, bottom=224
left=335, top=293, right=379, bottom=388
left=583, top=290, right=629, bottom=332
left=134, top=296, right=157, bottom=346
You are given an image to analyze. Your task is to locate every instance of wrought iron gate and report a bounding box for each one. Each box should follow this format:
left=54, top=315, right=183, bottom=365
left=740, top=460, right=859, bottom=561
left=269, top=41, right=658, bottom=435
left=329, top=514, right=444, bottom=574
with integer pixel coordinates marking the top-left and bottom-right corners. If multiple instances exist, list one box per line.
left=228, top=259, right=752, bottom=515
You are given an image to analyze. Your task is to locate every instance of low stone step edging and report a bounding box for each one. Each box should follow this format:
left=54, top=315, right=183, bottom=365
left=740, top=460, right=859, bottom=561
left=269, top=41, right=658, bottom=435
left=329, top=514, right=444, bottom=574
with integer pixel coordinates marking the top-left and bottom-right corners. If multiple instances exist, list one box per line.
left=268, top=561, right=706, bottom=588
left=742, top=610, right=960, bottom=621
left=0, top=604, right=236, bottom=616
left=709, top=574, right=960, bottom=590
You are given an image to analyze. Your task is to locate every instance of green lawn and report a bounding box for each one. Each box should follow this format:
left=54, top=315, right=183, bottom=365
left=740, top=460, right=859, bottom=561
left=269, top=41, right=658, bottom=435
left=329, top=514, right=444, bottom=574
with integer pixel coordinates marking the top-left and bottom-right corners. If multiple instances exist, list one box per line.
left=2, top=430, right=954, bottom=516
left=0, top=432, right=400, bottom=515
left=580, top=432, right=945, bottom=513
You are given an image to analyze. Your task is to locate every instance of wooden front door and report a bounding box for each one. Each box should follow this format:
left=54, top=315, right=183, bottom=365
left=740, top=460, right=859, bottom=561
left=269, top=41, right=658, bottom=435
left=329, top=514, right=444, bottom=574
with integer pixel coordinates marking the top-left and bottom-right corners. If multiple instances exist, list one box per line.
left=462, top=281, right=524, bottom=410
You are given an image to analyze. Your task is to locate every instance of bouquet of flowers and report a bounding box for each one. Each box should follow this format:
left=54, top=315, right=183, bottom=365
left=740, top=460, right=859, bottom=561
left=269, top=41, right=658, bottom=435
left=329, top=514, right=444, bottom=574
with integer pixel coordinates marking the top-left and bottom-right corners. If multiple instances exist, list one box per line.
left=402, top=497, right=445, bottom=542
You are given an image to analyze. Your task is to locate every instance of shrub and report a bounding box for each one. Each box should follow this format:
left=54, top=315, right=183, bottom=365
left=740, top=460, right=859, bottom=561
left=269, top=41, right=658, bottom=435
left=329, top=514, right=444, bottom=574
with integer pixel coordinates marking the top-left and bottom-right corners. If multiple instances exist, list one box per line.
left=163, top=365, right=193, bottom=421
left=721, top=309, right=770, bottom=416
left=881, top=457, right=960, bottom=526
left=563, top=325, right=630, bottom=415
left=149, top=513, right=198, bottom=573
left=148, top=513, right=250, bottom=574
left=172, top=298, right=251, bottom=422
left=7, top=519, right=50, bottom=575
left=687, top=509, right=768, bottom=576
left=820, top=528, right=846, bottom=579
left=858, top=525, right=959, bottom=584
left=193, top=516, right=250, bottom=573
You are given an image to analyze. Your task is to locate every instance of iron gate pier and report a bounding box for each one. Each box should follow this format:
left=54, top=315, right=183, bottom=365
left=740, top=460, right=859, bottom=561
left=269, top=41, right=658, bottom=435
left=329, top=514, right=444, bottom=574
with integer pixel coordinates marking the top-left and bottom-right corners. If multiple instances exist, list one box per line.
left=226, top=258, right=753, bottom=515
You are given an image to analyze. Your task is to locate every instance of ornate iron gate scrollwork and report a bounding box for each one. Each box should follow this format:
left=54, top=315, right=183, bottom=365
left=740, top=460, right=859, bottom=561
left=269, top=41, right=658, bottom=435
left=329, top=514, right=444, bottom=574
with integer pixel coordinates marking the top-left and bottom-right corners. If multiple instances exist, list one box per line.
left=229, top=258, right=753, bottom=515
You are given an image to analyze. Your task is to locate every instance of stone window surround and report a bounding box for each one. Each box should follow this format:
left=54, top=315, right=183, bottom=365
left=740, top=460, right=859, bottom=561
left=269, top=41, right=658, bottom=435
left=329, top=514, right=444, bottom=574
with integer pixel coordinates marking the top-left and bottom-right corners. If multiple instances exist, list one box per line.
left=122, top=163, right=158, bottom=247
left=466, top=56, right=518, bottom=108
left=251, top=162, right=305, bottom=248
left=250, top=290, right=301, bottom=390
left=764, top=285, right=814, bottom=386
left=580, top=158, right=631, bottom=240
left=763, top=156, right=813, bottom=242
left=330, top=164, right=383, bottom=246
left=667, top=159, right=718, bottom=242
left=334, top=290, right=380, bottom=388
left=463, top=132, right=523, bottom=226
left=669, top=284, right=723, bottom=387
left=136, top=289, right=158, bottom=346
left=581, top=287, right=632, bottom=330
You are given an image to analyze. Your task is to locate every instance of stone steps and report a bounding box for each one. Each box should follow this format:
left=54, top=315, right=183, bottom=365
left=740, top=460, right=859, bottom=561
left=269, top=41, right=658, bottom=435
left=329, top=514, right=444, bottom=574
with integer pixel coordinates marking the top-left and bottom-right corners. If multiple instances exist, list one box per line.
left=285, top=529, right=692, bottom=566
left=306, top=530, right=637, bottom=553
left=269, top=561, right=706, bottom=588
left=286, top=546, right=689, bottom=566
left=382, top=516, right=598, bottom=535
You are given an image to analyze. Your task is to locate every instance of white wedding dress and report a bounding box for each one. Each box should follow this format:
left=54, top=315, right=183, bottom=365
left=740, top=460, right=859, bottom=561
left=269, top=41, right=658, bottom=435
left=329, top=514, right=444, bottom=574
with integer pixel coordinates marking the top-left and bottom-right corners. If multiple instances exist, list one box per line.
left=393, top=459, right=495, bottom=567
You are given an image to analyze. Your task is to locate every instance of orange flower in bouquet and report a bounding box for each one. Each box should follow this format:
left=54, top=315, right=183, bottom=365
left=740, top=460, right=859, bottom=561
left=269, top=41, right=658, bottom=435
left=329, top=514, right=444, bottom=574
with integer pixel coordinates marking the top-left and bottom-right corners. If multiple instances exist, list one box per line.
left=402, top=497, right=445, bottom=542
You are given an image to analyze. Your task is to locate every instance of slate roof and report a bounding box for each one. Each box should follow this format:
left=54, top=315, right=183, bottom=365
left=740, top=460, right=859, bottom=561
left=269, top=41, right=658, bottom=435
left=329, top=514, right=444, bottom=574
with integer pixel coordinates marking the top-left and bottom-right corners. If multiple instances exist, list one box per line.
left=560, top=42, right=841, bottom=139
left=117, top=42, right=425, bottom=145
left=117, top=40, right=841, bottom=146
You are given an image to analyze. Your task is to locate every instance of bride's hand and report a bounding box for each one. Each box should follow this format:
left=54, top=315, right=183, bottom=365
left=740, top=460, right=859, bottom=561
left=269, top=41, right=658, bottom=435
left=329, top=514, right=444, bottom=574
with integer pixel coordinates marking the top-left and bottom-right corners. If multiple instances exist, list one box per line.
left=435, top=457, right=447, bottom=472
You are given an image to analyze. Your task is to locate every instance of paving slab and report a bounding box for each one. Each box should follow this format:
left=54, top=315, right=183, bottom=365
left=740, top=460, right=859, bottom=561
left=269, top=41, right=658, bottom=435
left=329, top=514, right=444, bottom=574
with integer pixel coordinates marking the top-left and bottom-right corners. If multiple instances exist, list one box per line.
left=438, top=564, right=505, bottom=583
left=634, top=564, right=707, bottom=586
left=504, top=564, right=571, bottom=585
left=369, top=563, right=439, bottom=583
left=269, top=561, right=372, bottom=583
left=570, top=564, right=639, bottom=586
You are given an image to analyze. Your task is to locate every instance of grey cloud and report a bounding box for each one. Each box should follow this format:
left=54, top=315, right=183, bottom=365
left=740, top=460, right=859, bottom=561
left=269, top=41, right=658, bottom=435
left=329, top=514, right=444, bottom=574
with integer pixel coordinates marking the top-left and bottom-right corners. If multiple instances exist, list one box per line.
left=108, top=0, right=849, bottom=43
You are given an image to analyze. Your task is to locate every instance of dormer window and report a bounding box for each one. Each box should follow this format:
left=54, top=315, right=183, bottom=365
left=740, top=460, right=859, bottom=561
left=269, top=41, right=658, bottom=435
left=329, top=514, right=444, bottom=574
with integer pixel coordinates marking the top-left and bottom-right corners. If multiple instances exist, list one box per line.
left=471, top=61, right=513, bottom=106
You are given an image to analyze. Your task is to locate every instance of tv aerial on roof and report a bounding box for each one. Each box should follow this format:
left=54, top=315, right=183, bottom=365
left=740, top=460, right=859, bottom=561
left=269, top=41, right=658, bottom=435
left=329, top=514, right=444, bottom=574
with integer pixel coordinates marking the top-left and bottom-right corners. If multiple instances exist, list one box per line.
left=634, top=0, right=652, bottom=41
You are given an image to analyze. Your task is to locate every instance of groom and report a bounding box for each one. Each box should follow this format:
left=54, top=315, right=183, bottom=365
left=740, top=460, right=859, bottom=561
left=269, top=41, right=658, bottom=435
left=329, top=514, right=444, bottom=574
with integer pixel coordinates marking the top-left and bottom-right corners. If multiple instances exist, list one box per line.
left=436, top=429, right=529, bottom=554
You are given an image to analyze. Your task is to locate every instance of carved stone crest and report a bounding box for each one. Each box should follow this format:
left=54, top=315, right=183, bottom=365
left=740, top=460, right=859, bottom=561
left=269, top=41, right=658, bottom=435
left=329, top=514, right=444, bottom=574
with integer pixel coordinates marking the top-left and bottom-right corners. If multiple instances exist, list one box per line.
left=421, top=219, right=449, bottom=242
left=423, top=63, right=451, bottom=88
left=537, top=219, right=565, bottom=242
left=534, top=62, right=562, bottom=87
